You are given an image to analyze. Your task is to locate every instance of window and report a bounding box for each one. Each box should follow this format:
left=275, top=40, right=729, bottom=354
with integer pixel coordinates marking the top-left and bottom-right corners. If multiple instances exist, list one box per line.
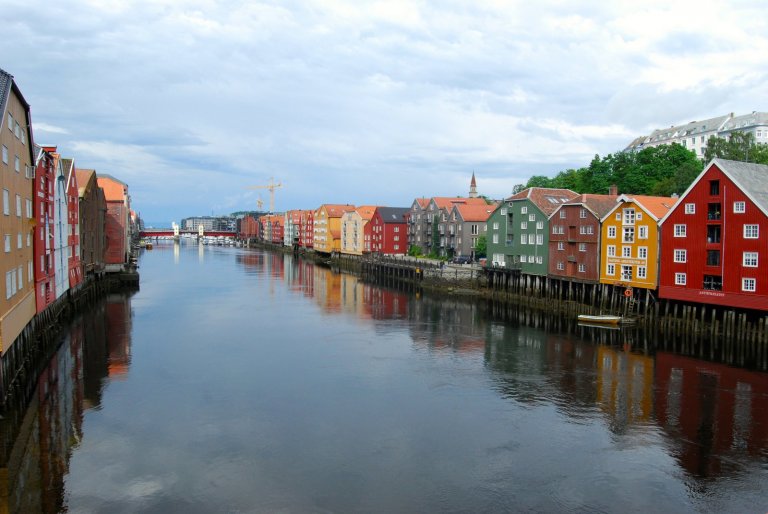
left=622, top=246, right=631, bottom=257
left=492, top=234, right=499, bottom=244
left=15, top=195, right=20, bottom=217
left=500, top=208, right=507, bottom=216
left=578, top=263, right=586, bottom=273
left=521, top=222, right=527, bottom=230
left=470, top=224, right=479, bottom=235
left=623, top=226, right=635, bottom=243
left=25, top=199, right=32, bottom=218
left=528, top=214, right=535, bottom=222
left=528, top=234, right=535, bottom=245
left=675, top=273, right=686, bottom=285
left=579, top=243, right=586, bottom=252
left=743, top=252, right=758, bottom=267
left=4, top=234, right=10, bottom=252
left=536, top=256, right=543, bottom=264
left=674, top=249, right=686, bottom=263
left=536, top=221, right=543, bottom=230
left=621, top=265, right=633, bottom=281
left=557, top=262, right=564, bottom=270
left=1, top=145, right=7, bottom=164
left=559, top=210, right=566, bottom=219
left=6, top=113, right=12, bottom=130
left=744, top=224, right=759, bottom=239
left=16, top=233, right=21, bottom=249
left=521, top=236, right=527, bottom=245
left=521, top=206, right=527, bottom=214
left=637, top=266, right=647, bottom=279
left=685, top=203, right=695, bottom=214
left=734, top=201, right=745, bottom=213
left=536, top=234, right=543, bottom=245
left=17, top=266, right=22, bottom=289
left=520, top=255, right=527, bottom=262
left=743, top=278, right=756, bottom=292
left=674, top=224, right=686, bottom=237
left=557, top=242, right=564, bottom=250
left=638, top=226, right=648, bottom=239
left=638, top=247, right=648, bottom=259
left=607, top=245, right=616, bottom=257
left=5, top=271, right=12, bottom=299
left=580, top=209, right=587, bottom=219
left=493, top=222, right=499, bottom=230
left=608, top=226, right=616, bottom=239
left=623, top=208, right=635, bottom=224
left=606, top=263, right=615, bottom=276
left=615, top=212, right=621, bottom=220
left=28, top=261, right=32, bottom=282
left=703, top=275, right=722, bottom=290
left=710, top=180, right=720, bottom=195
left=14, top=156, right=19, bottom=172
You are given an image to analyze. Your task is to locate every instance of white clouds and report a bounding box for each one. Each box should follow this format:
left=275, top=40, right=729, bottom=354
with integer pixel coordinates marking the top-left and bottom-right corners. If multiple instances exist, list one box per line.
left=4, top=0, right=767, bottom=222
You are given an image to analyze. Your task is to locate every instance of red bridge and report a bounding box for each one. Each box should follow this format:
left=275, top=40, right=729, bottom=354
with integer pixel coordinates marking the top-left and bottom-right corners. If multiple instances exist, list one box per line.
left=140, top=228, right=238, bottom=238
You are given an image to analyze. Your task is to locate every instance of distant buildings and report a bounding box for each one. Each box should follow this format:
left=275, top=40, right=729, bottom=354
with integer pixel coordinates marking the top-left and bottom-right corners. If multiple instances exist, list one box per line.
left=625, top=111, right=768, bottom=157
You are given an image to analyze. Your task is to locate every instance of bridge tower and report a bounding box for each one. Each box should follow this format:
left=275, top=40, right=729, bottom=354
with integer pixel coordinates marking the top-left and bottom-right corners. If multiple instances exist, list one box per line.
left=172, top=221, right=180, bottom=241
left=198, top=224, right=204, bottom=238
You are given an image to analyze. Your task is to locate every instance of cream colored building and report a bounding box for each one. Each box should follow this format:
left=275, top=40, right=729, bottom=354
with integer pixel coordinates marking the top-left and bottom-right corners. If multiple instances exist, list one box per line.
left=313, top=204, right=355, bottom=254
left=0, top=68, right=36, bottom=353
left=340, top=205, right=376, bottom=256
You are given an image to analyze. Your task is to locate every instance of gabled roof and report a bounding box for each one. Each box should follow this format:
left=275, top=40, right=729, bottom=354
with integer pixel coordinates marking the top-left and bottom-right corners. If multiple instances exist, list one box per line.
left=97, top=174, right=129, bottom=202
left=354, top=205, right=378, bottom=221
left=555, top=194, right=618, bottom=220
left=319, top=204, right=355, bottom=218
left=0, top=68, right=35, bottom=164
left=602, top=194, right=677, bottom=223
left=376, top=207, right=409, bottom=223
left=507, top=187, right=580, bottom=216
left=660, top=158, right=768, bottom=224
left=452, top=202, right=497, bottom=222
left=75, top=168, right=97, bottom=198
left=431, top=196, right=487, bottom=210
left=412, top=198, right=430, bottom=209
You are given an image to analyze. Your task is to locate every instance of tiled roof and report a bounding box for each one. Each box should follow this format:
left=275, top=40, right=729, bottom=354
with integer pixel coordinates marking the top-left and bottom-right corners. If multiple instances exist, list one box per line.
left=0, top=68, right=11, bottom=119
left=355, top=205, right=378, bottom=221
left=561, top=194, right=618, bottom=219
left=376, top=207, right=409, bottom=224
left=432, top=196, right=487, bottom=210
left=454, top=202, right=497, bottom=222
left=97, top=174, right=129, bottom=202
left=414, top=198, right=430, bottom=209
left=75, top=168, right=97, bottom=198
left=321, top=204, right=355, bottom=218
left=619, top=194, right=677, bottom=220
left=711, top=158, right=768, bottom=216
left=507, top=187, right=579, bottom=216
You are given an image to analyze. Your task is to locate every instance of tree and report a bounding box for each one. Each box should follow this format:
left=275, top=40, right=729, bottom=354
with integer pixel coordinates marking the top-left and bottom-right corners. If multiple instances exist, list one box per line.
left=703, top=132, right=768, bottom=164
left=474, top=234, right=487, bottom=258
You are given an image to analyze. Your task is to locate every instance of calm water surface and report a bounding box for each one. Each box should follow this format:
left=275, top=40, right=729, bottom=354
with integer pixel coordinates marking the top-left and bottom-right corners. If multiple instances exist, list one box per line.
left=2, top=241, right=767, bottom=513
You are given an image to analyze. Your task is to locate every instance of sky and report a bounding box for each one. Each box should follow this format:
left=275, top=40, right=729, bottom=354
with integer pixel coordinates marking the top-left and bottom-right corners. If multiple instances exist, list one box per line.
left=3, top=0, right=767, bottom=226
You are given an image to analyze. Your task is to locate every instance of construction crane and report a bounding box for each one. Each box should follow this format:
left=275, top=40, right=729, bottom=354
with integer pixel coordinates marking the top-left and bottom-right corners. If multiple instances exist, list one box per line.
left=247, top=177, right=283, bottom=213
left=256, top=195, right=264, bottom=211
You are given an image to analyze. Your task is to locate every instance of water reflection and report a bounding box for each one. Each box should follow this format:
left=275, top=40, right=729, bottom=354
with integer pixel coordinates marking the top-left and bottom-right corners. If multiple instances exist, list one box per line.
left=0, top=293, right=133, bottom=513
left=1, top=245, right=766, bottom=512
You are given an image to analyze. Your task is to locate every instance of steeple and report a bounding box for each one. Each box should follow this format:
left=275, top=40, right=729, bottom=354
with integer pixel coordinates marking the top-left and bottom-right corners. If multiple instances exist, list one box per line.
left=469, top=172, right=478, bottom=198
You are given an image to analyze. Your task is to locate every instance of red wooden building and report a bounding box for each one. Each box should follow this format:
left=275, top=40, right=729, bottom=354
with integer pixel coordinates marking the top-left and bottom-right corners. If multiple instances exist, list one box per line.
left=299, top=210, right=314, bottom=248
left=659, top=159, right=768, bottom=310
left=548, top=194, right=617, bottom=283
left=370, top=207, right=409, bottom=254
left=33, top=145, right=56, bottom=313
left=238, top=214, right=260, bottom=239
left=61, top=158, right=83, bottom=289
left=96, top=174, right=131, bottom=271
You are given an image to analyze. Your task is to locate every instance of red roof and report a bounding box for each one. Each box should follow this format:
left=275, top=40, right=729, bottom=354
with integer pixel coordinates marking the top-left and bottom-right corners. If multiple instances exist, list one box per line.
left=432, top=196, right=487, bottom=210
left=454, top=202, right=497, bottom=222
left=508, top=187, right=579, bottom=216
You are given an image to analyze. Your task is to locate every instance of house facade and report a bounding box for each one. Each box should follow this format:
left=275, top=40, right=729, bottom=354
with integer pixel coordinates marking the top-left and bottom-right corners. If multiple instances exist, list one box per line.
left=446, top=203, right=496, bottom=259
left=97, top=174, right=131, bottom=271
left=599, top=194, right=676, bottom=290
left=62, top=158, right=82, bottom=290
left=48, top=147, right=70, bottom=299
left=370, top=207, right=409, bottom=254
left=34, top=145, right=56, bottom=313
left=340, top=206, right=376, bottom=256
left=0, top=68, right=36, bottom=353
left=548, top=194, right=617, bottom=283
left=299, top=209, right=313, bottom=248
left=486, top=188, right=579, bottom=275
left=659, top=159, right=768, bottom=310
left=75, top=168, right=106, bottom=278
left=313, top=204, right=354, bottom=254
left=406, top=198, right=430, bottom=254
left=283, top=210, right=303, bottom=247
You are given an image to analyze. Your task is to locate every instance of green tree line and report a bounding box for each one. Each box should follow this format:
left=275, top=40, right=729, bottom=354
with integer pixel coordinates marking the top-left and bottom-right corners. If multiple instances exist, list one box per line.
left=515, top=133, right=768, bottom=197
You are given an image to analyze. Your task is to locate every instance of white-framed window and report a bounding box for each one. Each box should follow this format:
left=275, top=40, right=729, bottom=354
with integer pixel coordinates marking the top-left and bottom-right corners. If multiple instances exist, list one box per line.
left=25, top=199, right=32, bottom=218
left=579, top=243, right=586, bottom=252
left=536, top=221, right=543, bottom=230
left=607, top=245, right=616, bottom=257
left=536, top=234, right=543, bottom=245
left=638, top=247, right=648, bottom=259
left=557, top=262, right=564, bottom=270
left=557, top=242, right=564, bottom=250
left=520, top=236, right=527, bottom=245
left=734, top=201, right=745, bottom=213
left=615, top=212, right=621, bottom=220
left=607, top=226, right=616, bottom=239
left=578, top=263, right=586, bottom=273
left=521, top=222, right=527, bottom=230
left=16, top=233, right=21, bottom=249
left=493, top=222, right=499, bottom=230
left=675, top=273, right=686, bottom=285
left=744, top=224, right=759, bottom=239
left=14, top=156, right=19, bottom=172
left=1, top=145, right=7, bottom=164
left=4, top=234, right=10, bottom=252
left=580, top=209, right=587, bottom=219
left=685, top=203, right=695, bottom=214
left=637, top=266, right=647, bottom=279
left=2, top=190, right=8, bottom=215
left=520, top=255, right=527, bottom=262
left=622, top=246, right=631, bottom=257
left=621, top=265, right=633, bottom=281
left=638, top=226, right=648, bottom=239
left=528, top=214, right=535, bottom=222
left=606, top=263, right=615, bottom=276
left=5, top=271, right=13, bottom=299
left=674, top=249, right=687, bottom=263
left=623, top=226, right=635, bottom=243
left=743, top=252, right=758, bottom=267
left=536, top=256, right=543, bottom=264
left=15, top=195, right=20, bottom=217
left=580, top=225, right=587, bottom=235
left=28, top=261, right=33, bottom=282
left=559, top=210, right=566, bottom=219
left=637, top=212, right=643, bottom=220
left=26, top=233, right=30, bottom=247
left=393, top=245, right=399, bottom=250
left=500, top=208, right=507, bottom=216
left=674, top=224, right=686, bottom=237
left=6, top=113, right=12, bottom=130
left=521, top=206, right=527, bottom=214
left=528, top=234, right=535, bottom=245
left=586, top=225, right=594, bottom=235
left=623, top=208, right=635, bottom=224
left=17, top=266, right=22, bottom=289
left=742, top=278, right=756, bottom=292
left=492, top=234, right=499, bottom=244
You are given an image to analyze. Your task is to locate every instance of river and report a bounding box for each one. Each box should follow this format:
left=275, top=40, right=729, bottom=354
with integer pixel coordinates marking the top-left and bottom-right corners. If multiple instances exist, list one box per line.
left=1, top=241, right=767, bottom=513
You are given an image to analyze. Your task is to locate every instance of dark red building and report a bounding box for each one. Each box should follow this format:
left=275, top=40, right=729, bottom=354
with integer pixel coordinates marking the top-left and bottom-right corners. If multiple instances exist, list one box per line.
left=62, top=158, right=82, bottom=289
left=659, top=159, right=768, bottom=310
left=548, top=193, right=617, bottom=283
left=300, top=210, right=313, bottom=248
left=369, top=207, right=409, bottom=254
left=33, top=145, right=56, bottom=313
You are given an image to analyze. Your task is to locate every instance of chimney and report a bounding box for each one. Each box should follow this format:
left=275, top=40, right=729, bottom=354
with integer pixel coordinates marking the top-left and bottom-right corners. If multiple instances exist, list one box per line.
left=608, top=184, right=618, bottom=196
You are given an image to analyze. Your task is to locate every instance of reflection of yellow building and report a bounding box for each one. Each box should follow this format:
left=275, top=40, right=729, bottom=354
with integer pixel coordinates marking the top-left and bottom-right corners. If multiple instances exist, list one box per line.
left=596, top=346, right=653, bottom=425
left=313, top=204, right=355, bottom=254
left=340, top=206, right=376, bottom=256
left=599, top=195, right=675, bottom=290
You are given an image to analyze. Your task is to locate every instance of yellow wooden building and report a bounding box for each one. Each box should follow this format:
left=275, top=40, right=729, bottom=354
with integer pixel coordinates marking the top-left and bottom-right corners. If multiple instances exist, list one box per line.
left=313, top=204, right=355, bottom=254
left=599, top=194, right=677, bottom=290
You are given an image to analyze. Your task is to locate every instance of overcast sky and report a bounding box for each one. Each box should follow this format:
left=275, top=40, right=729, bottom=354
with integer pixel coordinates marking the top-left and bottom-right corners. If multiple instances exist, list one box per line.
left=3, top=1, right=767, bottom=225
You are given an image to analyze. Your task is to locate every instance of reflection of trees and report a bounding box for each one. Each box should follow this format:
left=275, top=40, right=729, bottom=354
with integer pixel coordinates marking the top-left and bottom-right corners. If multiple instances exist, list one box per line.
left=408, top=296, right=486, bottom=354
left=0, top=293, right=134, bottom=513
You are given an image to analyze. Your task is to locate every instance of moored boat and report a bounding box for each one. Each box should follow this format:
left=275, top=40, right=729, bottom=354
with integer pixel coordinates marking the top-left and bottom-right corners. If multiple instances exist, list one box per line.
left=577, top=314, right=622, bottom=325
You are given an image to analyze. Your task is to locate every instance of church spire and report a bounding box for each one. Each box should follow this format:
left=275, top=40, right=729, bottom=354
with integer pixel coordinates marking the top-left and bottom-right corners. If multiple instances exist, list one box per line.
left=469, top=172, right=478, bottom=198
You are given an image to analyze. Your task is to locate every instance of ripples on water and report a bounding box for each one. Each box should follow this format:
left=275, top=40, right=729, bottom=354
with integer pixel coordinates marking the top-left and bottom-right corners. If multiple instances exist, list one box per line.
left=0, top=242, right=766, bottom=513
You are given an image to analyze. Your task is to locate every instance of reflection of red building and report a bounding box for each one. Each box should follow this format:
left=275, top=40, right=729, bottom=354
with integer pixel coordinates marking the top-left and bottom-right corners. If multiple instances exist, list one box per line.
left=106, top=296, right=132, bottom=379
left=655, top=352, right=768, bottom=477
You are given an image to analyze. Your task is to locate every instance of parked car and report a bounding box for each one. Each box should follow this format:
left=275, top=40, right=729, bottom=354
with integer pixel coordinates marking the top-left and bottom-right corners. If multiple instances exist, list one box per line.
left=452, top=255, right=472, bottom=264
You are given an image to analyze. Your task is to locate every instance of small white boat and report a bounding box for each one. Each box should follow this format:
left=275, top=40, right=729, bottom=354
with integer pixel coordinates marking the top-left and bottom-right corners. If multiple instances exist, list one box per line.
left=577, top=314, right=622, bottom=325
